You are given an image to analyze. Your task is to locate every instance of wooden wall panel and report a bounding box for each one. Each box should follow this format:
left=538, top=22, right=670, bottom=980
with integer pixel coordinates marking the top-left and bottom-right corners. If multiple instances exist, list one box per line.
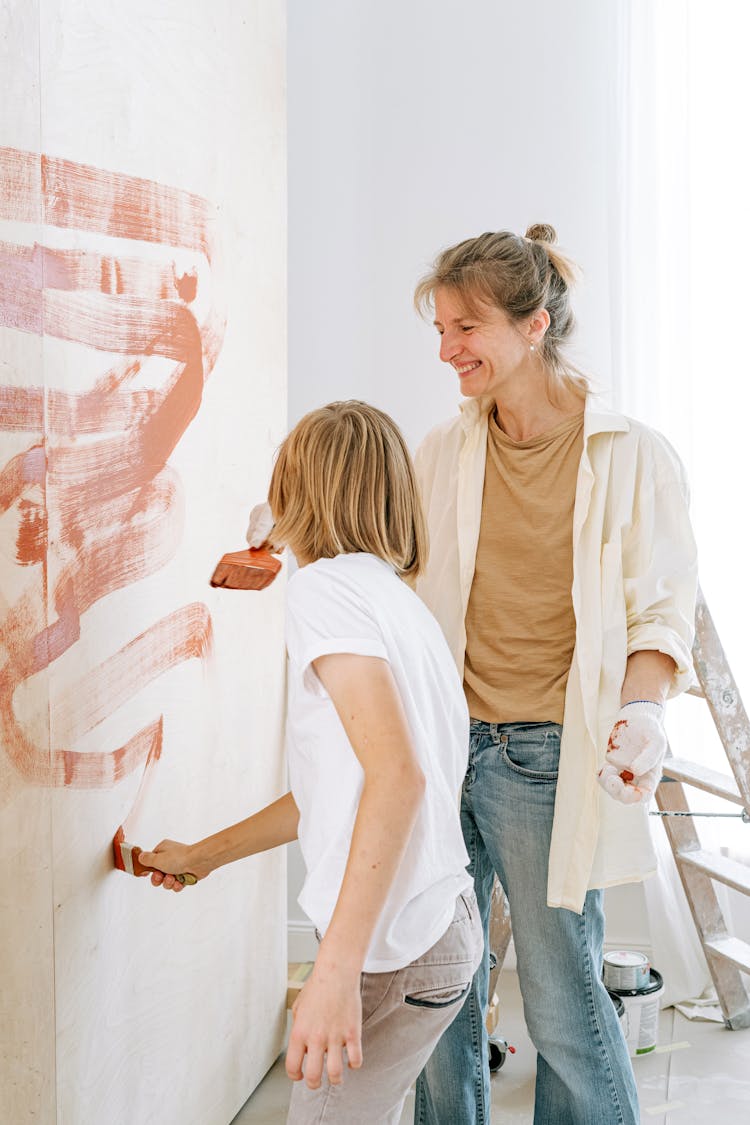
left=1, top=4, right=287, bottom=1123
left=0, top=6, right=55, bottom=1123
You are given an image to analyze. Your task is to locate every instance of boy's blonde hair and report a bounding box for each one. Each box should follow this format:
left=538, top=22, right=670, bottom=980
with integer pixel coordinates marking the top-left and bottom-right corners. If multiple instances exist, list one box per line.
left=268, top=401, right=428, bottom=579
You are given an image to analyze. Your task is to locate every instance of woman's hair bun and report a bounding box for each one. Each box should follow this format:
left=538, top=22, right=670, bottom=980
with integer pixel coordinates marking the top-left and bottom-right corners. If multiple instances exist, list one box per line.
left=525, top=223, right=557, bottom=244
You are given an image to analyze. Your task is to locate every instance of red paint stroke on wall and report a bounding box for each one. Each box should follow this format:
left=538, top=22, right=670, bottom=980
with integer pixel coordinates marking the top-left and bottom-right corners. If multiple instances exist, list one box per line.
left=0, top=146, right=227, bottom=793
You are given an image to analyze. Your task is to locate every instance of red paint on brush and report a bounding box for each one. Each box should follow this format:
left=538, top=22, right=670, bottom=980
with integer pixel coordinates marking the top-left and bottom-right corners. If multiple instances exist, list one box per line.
left=210, top=547, right=281, bottom=590
left=0, top=145, right=227, bottom=797
left=113, top=831, right=160, bottom=878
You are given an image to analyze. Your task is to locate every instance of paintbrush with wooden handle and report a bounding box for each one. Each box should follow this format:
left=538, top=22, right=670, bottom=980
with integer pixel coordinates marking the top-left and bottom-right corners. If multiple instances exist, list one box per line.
left=210, top=545, right=280, bottom=590
left=113, top=831, right=197, bottom=885
left=210, top=502, right=281, bottom=590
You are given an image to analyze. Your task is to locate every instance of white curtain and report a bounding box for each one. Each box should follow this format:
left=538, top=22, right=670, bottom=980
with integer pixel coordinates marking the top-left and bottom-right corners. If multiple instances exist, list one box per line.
left=608, top=0, right=750, bottom=1001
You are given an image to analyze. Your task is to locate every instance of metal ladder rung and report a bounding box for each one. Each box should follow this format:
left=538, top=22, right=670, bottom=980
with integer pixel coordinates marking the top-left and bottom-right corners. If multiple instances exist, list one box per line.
left=662, top=757, right=743, bottom=805
left=677, top=849, right=750, bottom=895
left=704, top=936, right=750, bottom=976
left=686, top=683, right=705, bottom=699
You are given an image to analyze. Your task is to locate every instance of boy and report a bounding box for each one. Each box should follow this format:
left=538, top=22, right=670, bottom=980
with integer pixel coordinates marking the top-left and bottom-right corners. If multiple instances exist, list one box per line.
left=141, top=401, right=482, bottom=1123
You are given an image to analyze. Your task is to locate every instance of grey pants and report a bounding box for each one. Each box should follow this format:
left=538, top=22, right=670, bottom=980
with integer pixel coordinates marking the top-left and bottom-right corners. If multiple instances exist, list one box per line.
left=287, top=889, right=483, bottom=1125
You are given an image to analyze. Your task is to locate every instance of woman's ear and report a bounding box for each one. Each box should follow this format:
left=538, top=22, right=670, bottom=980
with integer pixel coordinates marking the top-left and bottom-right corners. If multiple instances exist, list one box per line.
left=528, top=307, right=551, bottom=346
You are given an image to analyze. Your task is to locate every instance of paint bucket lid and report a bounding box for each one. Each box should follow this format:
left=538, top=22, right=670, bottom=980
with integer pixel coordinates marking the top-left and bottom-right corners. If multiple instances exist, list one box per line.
left=607, top=967, right=663, bottom=998
left=607, top=989, right=625, bottom=1017
left=604, top=950, right=649, bottom=968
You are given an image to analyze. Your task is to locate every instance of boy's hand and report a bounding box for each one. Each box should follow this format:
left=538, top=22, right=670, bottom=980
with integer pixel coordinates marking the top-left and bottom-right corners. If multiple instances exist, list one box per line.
left=597, top=701, right=666, bottom=804
left=139, top=839, right=204, bottom=892
left=245, top=502, right=274, bottom=549
left=285, top=964, right=363, bottom=1090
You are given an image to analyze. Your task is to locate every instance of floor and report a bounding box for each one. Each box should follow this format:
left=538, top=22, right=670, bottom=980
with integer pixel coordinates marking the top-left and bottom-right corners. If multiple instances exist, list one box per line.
left=232, top=970, right=750, bottom=1124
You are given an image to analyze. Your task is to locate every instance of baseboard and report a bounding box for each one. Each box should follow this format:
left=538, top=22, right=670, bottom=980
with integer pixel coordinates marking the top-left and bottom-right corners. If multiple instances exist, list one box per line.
left=288, top=923, right=518, bottom=969
left=287, top=927, right=648, bottom=975
left=500, top=941, right=655, bottom=976
left=288, top=919, right=318, bottom=963
left=603, top=939, right=653, bottom=959
left=287, top=926, right=523, bottom=971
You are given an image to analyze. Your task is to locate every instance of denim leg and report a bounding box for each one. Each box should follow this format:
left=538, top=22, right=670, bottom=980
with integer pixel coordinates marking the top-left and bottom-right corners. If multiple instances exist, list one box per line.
left=470, top=722, right=639, bottom=1125
left=414, top=748, right=495, bottom=1124
left=527, top=889, right=638, bottom=1125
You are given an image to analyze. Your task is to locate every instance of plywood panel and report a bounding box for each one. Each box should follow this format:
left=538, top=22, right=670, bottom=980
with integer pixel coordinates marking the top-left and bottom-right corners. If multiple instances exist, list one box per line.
left=0, top=6, right=57, bottom=1123
left=1, top=4, right=287, bottom=1123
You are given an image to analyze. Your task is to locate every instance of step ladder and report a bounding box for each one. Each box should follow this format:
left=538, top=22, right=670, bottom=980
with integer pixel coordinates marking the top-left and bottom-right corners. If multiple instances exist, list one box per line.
left=487, top=587, right=750, bottom=1031
left=487, top=879, right=512, bottom=1037
left=659, top=586, right=750, bottom=1029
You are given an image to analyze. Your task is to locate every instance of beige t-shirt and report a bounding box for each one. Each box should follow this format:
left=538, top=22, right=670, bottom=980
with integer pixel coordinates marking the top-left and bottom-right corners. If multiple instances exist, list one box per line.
left=463, top=409, right=584, bottom=723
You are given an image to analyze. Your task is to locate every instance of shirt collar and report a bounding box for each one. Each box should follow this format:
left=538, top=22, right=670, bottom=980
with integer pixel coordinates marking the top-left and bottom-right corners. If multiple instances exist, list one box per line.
left=457, top=393, right=630, bottom=438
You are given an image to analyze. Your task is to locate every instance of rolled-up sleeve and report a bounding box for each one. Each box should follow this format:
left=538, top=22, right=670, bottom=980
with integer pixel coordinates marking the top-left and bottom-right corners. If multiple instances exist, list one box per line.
left=622, top=458, right=698, bottom=698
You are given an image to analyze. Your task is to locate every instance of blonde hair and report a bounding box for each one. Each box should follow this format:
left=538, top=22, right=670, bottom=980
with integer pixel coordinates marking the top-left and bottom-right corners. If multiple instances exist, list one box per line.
left=414, top=223, right=589, bottom=400
left=268, top=401, right=428, bottom=579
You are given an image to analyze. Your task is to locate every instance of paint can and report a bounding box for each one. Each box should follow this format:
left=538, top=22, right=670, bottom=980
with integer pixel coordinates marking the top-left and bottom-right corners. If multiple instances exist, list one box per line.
left=607, top=968, right=664, bottom=1057
left=603, top=949, right=651, bottom=992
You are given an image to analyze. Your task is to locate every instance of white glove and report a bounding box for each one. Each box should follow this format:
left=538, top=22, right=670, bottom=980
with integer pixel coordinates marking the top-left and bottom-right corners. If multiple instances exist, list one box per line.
left=245, top=502, right=274, bottom=549
left=597, top=701, right=666, bottom=805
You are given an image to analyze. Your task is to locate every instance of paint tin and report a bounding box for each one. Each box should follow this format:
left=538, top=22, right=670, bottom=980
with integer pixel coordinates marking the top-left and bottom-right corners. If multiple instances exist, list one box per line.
left=608, top=968, right=664, bottom=1056
left=603, top=950, right=651, bottom=992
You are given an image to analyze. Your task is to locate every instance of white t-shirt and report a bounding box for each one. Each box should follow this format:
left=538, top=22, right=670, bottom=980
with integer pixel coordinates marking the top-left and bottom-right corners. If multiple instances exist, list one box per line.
left=285, top=552, right=472, bottom=972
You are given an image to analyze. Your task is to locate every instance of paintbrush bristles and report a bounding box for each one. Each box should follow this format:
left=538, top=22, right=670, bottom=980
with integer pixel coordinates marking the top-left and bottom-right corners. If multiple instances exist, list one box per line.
left=113, top=838, right=151, bottom=877
left=210, top=547, right=281, bottom=591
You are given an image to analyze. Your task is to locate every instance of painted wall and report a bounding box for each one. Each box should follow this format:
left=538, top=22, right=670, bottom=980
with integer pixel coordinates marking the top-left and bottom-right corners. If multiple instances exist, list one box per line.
left=0, top=4, right=287, bottom=1123
left=286, top=0, right=643, bottom=957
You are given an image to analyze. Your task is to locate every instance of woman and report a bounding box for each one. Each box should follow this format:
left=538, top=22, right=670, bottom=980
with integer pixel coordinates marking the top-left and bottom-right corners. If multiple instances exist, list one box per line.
left=411, top=225, right=698, bottom=1124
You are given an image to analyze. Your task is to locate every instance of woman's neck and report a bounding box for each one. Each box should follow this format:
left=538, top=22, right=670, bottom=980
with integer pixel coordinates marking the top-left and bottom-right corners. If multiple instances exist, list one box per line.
left=493, top=380, right=584, bottom=442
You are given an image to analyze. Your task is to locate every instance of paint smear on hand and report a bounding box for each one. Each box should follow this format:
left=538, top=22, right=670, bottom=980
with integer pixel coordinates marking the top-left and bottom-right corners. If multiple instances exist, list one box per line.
left=0, top=146, right=227, bottom=796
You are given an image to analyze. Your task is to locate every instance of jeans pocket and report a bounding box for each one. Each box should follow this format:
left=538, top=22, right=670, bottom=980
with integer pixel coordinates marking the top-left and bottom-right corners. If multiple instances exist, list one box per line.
left=404, top=981, right=470, bottom=1009
left=501, top=727, right=560, bottom=780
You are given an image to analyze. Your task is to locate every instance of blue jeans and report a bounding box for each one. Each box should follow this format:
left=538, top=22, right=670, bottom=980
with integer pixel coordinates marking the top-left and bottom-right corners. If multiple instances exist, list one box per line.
left=414, top=721, right=639, bottom=1125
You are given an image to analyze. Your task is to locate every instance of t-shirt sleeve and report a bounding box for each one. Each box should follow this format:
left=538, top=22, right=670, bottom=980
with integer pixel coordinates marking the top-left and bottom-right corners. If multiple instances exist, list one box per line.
left=285, top=564, right=389, bottom=696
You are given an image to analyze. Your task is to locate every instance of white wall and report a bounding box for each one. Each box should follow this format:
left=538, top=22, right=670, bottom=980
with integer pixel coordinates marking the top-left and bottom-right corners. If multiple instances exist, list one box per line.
left=288, top=0, right=621, bottom=447
left=286, top=0, right=645, bottom=958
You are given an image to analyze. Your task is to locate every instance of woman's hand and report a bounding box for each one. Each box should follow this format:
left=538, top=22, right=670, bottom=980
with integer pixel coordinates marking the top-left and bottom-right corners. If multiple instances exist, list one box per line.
left=597, top=701, right=666, bottom=804
left=138, top=839, right=204, bottom=892
left=285, top=964, right=363, bottom=1089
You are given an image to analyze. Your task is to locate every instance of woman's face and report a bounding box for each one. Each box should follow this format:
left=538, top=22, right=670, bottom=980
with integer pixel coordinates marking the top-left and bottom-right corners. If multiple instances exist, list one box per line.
left=433, top=286, right=530, bottom=400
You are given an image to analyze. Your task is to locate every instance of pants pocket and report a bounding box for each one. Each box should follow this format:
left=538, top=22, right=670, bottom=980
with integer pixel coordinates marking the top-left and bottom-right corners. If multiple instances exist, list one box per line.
left=404, top=981, right=470, bottom=1009
left=500, top=726, right=561, bottom=780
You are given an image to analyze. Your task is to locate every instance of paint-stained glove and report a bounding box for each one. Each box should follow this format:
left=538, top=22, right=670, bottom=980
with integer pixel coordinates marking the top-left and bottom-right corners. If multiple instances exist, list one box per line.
left=597, top=701, right=666, bottom=804
left=245, top=501, right=274, bottom=549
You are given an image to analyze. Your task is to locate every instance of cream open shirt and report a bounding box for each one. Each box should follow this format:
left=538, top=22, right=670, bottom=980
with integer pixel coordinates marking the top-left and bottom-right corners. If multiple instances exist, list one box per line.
left=414, top=394, right=698, bottom=912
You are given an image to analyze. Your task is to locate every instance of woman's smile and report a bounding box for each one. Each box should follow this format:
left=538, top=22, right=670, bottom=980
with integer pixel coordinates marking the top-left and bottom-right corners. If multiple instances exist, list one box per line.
left=455, top=360, right=483, bottom=377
